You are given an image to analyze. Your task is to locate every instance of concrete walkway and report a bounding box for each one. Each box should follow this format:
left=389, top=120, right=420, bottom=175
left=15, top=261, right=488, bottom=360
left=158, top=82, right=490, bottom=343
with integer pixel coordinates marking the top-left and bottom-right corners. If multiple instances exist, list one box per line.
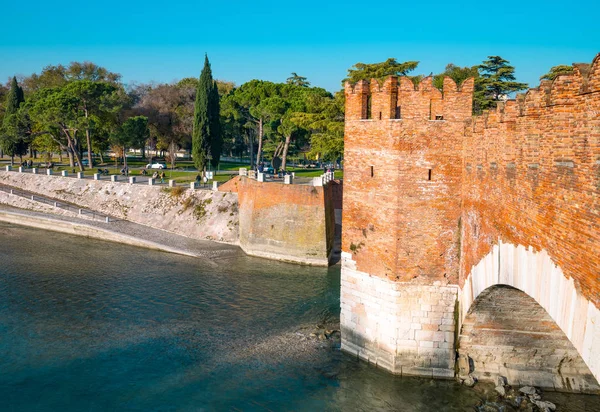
left=0, top=204, right=244, bottom=265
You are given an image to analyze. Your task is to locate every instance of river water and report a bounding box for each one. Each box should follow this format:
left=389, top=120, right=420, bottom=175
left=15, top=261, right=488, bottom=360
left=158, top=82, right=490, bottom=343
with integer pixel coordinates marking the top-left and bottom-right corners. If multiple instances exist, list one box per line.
left=1, top=222, right=598, bottom=411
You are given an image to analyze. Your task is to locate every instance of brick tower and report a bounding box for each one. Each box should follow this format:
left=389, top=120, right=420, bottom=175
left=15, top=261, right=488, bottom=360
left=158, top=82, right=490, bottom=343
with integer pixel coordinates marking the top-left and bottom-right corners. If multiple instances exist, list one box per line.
left=341, top=75, right=474, bottom=377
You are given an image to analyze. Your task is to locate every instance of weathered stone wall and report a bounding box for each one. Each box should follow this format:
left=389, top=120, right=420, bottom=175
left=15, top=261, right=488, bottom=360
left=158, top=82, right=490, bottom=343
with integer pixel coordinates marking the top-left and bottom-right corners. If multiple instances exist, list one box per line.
left=0, top=171, right=239, bottom=243
left=237, top=176, right=334, bottom=265
left=341, top=252, right=458, bottom=378
left=461, top=242, right=600, bottom=392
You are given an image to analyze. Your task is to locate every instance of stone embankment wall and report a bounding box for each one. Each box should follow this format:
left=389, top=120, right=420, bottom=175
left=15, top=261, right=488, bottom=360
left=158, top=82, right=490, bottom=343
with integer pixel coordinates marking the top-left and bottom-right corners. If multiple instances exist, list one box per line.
left=341, top=53, right=600, bottom=389
left=0, top=171, right=239, bottom=243
left=236, top=177, right=335, bottom=266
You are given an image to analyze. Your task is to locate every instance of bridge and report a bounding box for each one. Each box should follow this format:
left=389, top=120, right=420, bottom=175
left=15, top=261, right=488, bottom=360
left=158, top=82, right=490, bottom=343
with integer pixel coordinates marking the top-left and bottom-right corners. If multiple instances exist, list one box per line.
left=340, top=54, right=600, bottom=393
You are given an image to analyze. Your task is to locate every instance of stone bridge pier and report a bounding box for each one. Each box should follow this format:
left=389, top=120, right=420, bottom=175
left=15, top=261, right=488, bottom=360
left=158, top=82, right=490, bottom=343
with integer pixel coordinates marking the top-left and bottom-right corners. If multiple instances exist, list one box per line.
left=341, top=53, right=600, bottom=393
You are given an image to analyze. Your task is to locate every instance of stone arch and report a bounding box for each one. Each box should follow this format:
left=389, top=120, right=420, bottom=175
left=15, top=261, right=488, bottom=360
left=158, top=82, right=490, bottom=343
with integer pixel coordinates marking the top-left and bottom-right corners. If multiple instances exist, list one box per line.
left=459, top=240, right=600, bottom=392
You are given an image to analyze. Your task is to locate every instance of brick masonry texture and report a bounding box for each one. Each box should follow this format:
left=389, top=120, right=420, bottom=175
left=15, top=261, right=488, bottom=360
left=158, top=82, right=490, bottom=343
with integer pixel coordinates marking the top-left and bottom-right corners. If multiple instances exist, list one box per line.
left=236, top=176, right=335, bottom=265
left=342, top=53, right=600, bottom=384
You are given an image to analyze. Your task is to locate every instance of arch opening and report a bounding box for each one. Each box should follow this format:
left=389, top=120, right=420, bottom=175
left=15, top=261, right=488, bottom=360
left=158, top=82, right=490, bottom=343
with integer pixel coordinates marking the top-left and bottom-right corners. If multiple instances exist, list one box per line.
left=458, top=285, right=599, bottom=394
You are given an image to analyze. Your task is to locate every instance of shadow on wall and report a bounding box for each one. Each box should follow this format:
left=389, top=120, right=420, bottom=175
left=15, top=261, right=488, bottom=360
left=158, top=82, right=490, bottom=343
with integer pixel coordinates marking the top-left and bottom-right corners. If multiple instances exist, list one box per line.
left=458, top=285, right=600, bottom=394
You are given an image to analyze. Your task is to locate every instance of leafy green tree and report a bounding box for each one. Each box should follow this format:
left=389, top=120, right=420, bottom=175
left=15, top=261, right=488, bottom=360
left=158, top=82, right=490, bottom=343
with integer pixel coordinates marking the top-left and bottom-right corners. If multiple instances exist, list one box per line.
left=28, top=88, right=86, bottom=170
left=343, top=58, right=419, bottom=84
left=63, top=80, right=122, bottom=167
left=1, top=77, right=27, bottom=164
left=110, top=116, right=149, bottom=169
left=540, top=65, right=574, bottom=81
left=433, top=64, right=478, bottom=90
left=192, top=55, right=221, bottom=172
left=286, top=73, right=310, bottom=87
left=475, top=56, right=528, bottom=113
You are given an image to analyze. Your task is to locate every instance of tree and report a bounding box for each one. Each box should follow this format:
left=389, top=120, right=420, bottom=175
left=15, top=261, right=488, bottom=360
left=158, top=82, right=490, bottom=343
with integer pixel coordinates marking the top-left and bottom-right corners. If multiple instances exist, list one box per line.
left=286, top=73, right=310, bottom=87
left=1, top=77, right=27, bottom=164
left=64, top=80, right=121, bottom=168
left=540, top=65, right=574, bottom=81
left=343, top=58, right=419, bottom=84
left=28, top=88, right=85, bottom=170
left=192, top=55, right=221, bottom=172
left=475, top=56, right=528, bottom=113
left=110, top=116, right=149, bottom=169
left=433, top=64, right=478, bottom=91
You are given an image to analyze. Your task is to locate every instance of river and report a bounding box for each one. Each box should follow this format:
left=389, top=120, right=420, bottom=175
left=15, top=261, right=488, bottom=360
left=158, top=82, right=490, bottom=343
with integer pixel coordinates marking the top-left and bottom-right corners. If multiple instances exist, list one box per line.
left=0, top=222, right=598, bottom=411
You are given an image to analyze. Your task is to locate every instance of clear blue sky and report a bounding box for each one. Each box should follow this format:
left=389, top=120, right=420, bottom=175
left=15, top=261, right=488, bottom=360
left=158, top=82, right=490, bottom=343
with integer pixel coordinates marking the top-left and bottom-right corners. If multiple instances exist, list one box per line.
left=1, top=0, right=598, bottom=93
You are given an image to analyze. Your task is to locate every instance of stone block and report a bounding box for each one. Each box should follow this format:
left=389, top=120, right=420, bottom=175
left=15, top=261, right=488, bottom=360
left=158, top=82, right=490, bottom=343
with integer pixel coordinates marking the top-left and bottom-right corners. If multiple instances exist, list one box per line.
left=32, top=168, right=38, bottom=174
left=190, top=182, right=196, bottom=190
left=129, top=176, right=136, bottom=184
left=61, top=170, right=68, bottom=177
left=212, top=181, right=218, bottom=191
left=5, top=165, right=11, bottom=172
left=77, top=172, right=84, bottom=179
left=148, top=178, right=155, bottom=186
left=18, top=166, right=23, bottom=173
left=257, top=172, right=265, bottom=182
left=284, top=175, right=293, bottom=184
left=111, top=175, right=118, bottom=182
left=46, top=169, right=52, bottom=175
left=93, top=173, right=101, bottom=180
left=239, top=168, right=247, bottom=176
left=169, top=179, right=176, bottom=187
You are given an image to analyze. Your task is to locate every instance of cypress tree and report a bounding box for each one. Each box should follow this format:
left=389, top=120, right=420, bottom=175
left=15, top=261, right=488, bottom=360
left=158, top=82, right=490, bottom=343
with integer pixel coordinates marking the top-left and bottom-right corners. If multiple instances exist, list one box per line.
left=1, top=77, right=26, bottom=164
left=4, top=77, right=24, bottom=117
left=209, top=81, right=222, bottom=168
left=192, top=55, right=221, bottom=172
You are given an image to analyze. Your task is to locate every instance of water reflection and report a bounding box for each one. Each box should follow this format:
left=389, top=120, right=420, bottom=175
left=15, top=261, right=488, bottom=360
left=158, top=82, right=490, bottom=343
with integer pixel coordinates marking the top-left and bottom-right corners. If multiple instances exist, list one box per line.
left=0, top=222, right=598, bottom=411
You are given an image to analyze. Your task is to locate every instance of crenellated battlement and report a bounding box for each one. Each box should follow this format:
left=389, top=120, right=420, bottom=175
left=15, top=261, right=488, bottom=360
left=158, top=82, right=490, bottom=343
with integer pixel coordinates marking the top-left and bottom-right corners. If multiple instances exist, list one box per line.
left=470, top=52, right=600, bottom=129
left=345, top=75, right=474, bottom=122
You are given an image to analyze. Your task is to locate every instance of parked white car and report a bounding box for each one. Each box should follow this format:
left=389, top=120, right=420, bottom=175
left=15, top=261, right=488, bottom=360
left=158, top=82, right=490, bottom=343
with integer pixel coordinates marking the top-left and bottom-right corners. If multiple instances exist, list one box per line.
left=146, top=163, right=166, bottom=169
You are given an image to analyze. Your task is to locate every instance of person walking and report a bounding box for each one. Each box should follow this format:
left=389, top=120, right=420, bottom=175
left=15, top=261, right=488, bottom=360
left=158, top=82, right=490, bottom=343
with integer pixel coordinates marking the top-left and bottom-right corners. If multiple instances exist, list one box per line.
left=160, top=171, right=165, bottom=184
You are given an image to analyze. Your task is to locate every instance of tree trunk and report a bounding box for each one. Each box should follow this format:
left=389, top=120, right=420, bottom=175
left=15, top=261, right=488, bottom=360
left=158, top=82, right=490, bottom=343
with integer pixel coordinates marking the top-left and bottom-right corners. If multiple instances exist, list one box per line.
left=10, top=155, right=14, bottom=166
left=59, top=151, right=63, bottom=162
left=86, top=128, right=94, bottom=167
left=248, top=130, right=255, bottom=168
left=67, top=147, right=75, bottom=168
left=281, top=134, right=292, bottom=171
left=256, top=118, right=263, bottom=168
left=63, top=128, right=84, bottom=171
left=99, top=151, right=104, bottom=164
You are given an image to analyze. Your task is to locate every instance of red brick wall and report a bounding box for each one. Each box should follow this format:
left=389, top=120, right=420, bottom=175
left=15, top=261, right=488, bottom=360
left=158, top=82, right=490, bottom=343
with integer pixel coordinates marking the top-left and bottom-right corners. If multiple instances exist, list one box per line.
left=343, top=76, right=472, bottom=284
left=343, top=53, right=600, bottom=306
left=460, top=54, right=600, bottom=308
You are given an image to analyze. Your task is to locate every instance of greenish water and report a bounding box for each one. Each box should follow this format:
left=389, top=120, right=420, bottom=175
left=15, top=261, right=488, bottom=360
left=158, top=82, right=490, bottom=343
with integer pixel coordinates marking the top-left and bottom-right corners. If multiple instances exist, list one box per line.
left=0, top=222, right=598, bottom=411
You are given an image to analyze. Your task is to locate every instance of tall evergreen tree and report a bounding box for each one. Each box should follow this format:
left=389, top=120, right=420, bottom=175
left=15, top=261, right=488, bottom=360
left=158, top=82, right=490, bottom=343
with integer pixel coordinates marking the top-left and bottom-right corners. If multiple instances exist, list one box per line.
left=1, top=77, right=27, bottom=164
left=209, top=81, right=222, bottom=168
left=192, top=55, right=221, bottom=172
left=474, top=56, right=528, bottom=113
